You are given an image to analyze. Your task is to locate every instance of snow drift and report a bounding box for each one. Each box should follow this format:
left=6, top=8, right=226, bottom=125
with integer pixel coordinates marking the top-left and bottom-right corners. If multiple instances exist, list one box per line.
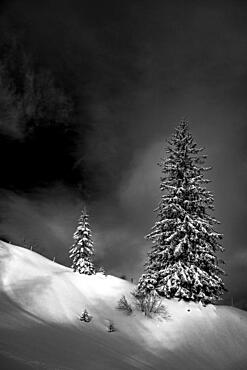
left=0, top=241, right=247, bottom=370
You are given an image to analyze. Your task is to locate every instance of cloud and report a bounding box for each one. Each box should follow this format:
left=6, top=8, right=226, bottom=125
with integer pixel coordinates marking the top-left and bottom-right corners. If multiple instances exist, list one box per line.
left=0, top=185, right=83, bottom=265
left=232, top=250, right=247, bottom=268
left=119, top=141, right=162, bottom=213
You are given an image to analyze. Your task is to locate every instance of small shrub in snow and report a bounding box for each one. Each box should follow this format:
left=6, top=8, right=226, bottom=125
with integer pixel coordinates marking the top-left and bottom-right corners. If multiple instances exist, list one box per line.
left=117, top=295, right=133, bottom=315
left=107, top=320, right=116, bottom=332
left=96, top=266, right=107, bottom=276
left=79, top=309, right=92, bottom=323
left=132, top=290, right=169, bottom=319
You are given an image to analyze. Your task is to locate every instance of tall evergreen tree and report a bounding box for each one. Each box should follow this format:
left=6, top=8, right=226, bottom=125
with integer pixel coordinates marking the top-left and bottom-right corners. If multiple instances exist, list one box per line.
left=69, top=209, right=95, bottom=275
left=137, top=121, right=225, bottom=304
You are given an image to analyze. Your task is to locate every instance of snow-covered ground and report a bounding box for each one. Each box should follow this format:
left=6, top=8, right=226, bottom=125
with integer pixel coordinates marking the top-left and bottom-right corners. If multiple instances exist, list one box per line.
left=0, top=241, right=247, bottom=370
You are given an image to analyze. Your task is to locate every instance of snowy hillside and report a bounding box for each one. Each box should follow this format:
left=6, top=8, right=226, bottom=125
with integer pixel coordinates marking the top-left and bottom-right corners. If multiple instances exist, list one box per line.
left=0, top=241, right=247, bottom=370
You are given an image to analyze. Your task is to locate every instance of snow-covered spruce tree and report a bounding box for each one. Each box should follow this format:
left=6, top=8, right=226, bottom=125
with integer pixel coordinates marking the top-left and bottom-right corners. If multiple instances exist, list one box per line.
left=136, top=121, right=225, bottom=304
left=69, top=209, right=95, bottom=274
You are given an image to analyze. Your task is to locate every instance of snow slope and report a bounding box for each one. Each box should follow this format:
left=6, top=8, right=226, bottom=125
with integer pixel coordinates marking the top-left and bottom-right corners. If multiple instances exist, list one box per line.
left=0, top=241, right=247, bottom=370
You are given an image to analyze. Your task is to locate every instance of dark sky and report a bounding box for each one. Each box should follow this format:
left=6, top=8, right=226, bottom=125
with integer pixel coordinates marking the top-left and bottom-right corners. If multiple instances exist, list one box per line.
left=0, top=0, right=247, bottom=306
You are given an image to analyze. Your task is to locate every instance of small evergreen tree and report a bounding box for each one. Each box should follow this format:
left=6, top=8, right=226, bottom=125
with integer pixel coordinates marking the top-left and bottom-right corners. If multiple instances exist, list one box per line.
left=79, top=309, right=92, bottom=323
left=96, top=266, right=106, bottom=276
left=69, top=209, right=95, bottom=274
left=136, top=121, right=226, bottom=304
left=107, top=320, right=116, bottom=332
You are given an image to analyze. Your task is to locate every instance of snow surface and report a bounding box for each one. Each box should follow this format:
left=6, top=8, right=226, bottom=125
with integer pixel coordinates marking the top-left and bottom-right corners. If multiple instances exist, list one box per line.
left=0, top=241, right=247, bottom=370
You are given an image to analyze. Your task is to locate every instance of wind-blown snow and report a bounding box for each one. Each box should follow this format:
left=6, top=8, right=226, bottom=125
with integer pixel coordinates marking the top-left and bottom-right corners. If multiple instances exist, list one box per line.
left=0, top=241, right=247, bottom=369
